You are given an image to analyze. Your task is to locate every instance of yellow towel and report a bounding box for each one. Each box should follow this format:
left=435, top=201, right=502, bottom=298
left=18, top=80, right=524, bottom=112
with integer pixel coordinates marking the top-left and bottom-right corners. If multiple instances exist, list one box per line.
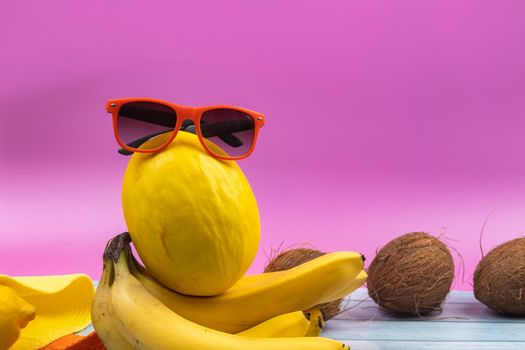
left=0, top=274, right=94, bottom=350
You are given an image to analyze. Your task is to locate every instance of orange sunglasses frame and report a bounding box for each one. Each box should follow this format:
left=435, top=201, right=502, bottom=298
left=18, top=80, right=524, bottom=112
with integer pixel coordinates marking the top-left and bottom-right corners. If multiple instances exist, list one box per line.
left=106, top=97, right=265, bottom=160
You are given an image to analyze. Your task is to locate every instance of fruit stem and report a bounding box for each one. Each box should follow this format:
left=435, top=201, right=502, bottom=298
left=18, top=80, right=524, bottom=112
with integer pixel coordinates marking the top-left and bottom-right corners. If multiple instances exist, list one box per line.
left=104, top=232, right=132, bottom=263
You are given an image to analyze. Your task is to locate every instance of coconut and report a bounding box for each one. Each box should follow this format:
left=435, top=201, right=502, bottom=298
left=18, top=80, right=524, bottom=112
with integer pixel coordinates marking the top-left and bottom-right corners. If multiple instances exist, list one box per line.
left=473, top=237, right=525, bottom=315
left=367, top=232, right=455, bottom=315
left=264, top=248, right=343, bottom=319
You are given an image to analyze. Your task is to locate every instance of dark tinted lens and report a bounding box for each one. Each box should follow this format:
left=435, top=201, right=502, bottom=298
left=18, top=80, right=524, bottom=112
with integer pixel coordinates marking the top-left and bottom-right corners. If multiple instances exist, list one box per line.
left=200, top=109, right=255, bottom=157
left=117, top=102, right=177, bottom=150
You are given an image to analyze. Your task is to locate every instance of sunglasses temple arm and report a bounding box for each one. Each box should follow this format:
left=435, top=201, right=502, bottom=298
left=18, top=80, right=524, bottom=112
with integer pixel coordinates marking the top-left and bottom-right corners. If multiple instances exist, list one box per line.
left=199, top=118, right=258, bottom=148
left=184, top=125, right=243, bottom=148
left=117, top=129, right=186, bottom=156
left=118, top=148, right=134, bottom=156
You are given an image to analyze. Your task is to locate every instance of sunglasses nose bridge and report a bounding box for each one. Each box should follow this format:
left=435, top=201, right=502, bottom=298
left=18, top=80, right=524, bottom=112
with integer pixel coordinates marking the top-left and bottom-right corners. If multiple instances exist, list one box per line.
left=178, top=106, right=200, bottom=123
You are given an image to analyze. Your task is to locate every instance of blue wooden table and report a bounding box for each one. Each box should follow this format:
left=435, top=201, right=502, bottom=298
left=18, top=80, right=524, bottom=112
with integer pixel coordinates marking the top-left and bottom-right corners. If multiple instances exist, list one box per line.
left=324, top=288, right=525, bottom=349
left=80, top=286, right=525, bottom=349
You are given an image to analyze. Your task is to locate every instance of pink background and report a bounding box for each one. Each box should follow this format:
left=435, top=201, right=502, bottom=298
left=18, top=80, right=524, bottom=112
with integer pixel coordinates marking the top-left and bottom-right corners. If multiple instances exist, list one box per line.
left=1, top=1, right=525, bottom=290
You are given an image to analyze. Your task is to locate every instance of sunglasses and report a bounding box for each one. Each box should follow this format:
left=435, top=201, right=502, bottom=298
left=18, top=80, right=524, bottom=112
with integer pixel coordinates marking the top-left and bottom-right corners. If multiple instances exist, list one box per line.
left=106, top=98, right=265, bottom=160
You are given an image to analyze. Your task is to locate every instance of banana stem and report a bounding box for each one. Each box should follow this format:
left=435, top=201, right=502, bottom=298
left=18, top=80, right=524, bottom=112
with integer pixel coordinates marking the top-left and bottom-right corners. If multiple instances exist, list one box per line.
left=104, top=232, right=132, bottom=263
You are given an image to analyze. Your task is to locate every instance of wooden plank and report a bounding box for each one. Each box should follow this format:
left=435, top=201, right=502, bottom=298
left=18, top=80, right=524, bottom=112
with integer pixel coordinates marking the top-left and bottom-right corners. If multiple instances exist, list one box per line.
left=345, top=288, right=479, bottom=304
left=335, top=288, right=525, bottom=323
left=337, top=340, right=525, bottom=350
left=323, top=319, right=525, bottom=342
left=78, top=324, right=94, bottom=336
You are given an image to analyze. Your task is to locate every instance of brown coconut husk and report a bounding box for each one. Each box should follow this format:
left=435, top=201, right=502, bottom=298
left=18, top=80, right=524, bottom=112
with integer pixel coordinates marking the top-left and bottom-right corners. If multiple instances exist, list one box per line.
left=473, top=237, right=525, bottom=315
left=264, top=248, right=343, bottom=320
left=367, top=232, right=454, bottom=316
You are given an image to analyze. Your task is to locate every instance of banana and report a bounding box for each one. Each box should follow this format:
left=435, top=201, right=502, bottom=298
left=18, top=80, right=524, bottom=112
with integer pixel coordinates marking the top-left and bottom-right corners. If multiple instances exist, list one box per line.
left=237, top=311, right=310, bottom=337
left=108, top=241, right=350, bottom=350
left=239, top=269, right=368, bottom=338
left=129, top=238, right=366, bottom=333
left=239, top=308, right=324, bottom=338
left=304, top=308, right=324, bottom=336
left=92, top=242, right=327, bottom=350
left=91, top=249, right=134, bottom=349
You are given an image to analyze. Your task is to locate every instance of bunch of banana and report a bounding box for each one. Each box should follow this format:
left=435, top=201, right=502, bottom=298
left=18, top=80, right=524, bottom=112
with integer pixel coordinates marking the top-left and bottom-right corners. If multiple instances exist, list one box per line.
left=92, top=233, right=366, bottom=349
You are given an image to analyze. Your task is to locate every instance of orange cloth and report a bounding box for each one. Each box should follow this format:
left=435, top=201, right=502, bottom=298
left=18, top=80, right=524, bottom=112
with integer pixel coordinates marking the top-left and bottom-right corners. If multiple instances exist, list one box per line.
left=40, top=332, right=106, bottom=350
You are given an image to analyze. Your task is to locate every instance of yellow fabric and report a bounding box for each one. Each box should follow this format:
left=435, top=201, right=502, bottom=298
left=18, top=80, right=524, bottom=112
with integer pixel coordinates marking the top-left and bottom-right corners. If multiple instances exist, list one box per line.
left=0, top=274, right=94, bottom=350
